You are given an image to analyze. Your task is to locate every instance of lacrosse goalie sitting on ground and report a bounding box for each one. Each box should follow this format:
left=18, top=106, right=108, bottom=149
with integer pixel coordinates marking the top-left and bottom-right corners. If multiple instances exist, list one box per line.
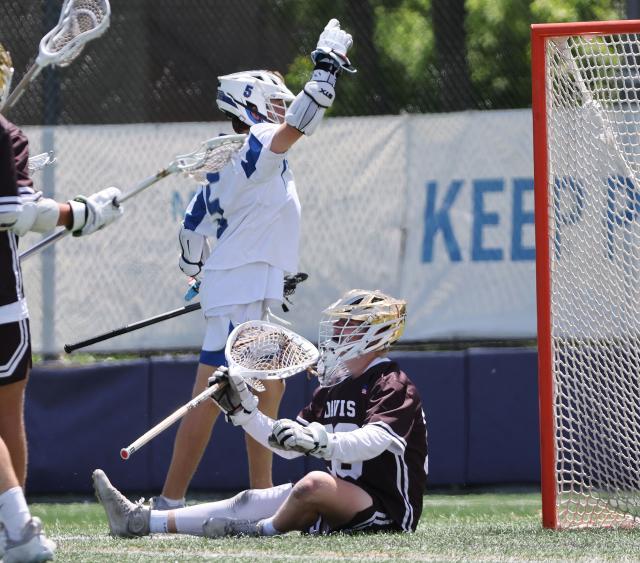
left=93, top=289, right=428, bottom=537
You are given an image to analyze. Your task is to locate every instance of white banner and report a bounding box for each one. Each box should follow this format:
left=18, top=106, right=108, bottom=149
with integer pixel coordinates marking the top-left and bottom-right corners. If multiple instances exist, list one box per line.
left=21, top=111, right=536, bottom=353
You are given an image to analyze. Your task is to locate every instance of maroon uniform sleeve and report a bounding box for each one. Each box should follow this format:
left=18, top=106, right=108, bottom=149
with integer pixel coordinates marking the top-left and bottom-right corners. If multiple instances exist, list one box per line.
left=0, top=114, right=32, bottom=190
left=364, top=371, right=420, bottom=453
left=0, top=122, right=18, bottom=199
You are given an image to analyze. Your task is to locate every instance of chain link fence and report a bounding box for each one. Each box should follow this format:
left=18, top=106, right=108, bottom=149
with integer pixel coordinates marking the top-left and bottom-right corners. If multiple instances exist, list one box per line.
left=0, top=0, right=630, bottom=354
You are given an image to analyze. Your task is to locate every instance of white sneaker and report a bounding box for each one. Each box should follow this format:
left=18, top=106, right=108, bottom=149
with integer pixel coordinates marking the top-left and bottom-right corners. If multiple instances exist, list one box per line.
left=92, top=469, right=150, bottom=538
left=1, top=517, right=56, bottom=563
left=203, top=516, right=262, bottom=538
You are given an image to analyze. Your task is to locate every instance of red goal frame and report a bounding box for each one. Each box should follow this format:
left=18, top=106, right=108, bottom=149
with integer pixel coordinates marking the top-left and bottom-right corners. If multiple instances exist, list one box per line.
left=531, top=19, right=640, bottom=530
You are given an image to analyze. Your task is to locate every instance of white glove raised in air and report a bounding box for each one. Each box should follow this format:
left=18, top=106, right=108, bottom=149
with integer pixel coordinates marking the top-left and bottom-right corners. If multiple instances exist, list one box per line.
left=208, top=366, right=258, bottom=426
left=314, top=18, right=355, bottom=72
left=268, top=419, right=334, bottom=460
left=285, top=19, right=354, bottom=136
left=178, top=224, right=211, bottom=278
left=68, top=186, right=123, bottom=236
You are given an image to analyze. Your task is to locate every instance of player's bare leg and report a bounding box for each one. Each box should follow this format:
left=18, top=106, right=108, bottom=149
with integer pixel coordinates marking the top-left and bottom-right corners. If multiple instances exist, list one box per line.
left=245, top=378, right=285, bottom=489
left=0, top=375, right=28, bottom=487
left=272, top=471, right=373, bottom=532
left=0, top=438, right=55, bottom=561
left=161, top=363, right=220, bottom=501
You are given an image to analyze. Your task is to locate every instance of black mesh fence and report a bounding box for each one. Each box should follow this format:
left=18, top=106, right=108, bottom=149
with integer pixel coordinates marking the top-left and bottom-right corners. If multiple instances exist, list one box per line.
left=0, top=0, right=628, bottom=126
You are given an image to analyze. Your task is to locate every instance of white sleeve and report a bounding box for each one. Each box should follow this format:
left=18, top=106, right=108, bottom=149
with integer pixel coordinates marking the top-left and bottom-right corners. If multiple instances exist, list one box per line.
left=243, top=410, right=304, bottom=460
left=326, top=424, right=398, bottom=463
left=234, top=123, right=286, bottom=183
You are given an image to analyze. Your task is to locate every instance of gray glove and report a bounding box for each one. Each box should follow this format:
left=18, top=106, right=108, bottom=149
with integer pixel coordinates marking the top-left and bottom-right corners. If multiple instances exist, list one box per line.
left=268, top=419, right=333, bottom=459
left=208, top=367, right=258, bottom=426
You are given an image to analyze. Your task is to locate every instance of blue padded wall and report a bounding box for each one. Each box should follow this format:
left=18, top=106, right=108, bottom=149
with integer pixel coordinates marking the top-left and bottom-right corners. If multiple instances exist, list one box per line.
left=24, top=348, right=540, bottom=494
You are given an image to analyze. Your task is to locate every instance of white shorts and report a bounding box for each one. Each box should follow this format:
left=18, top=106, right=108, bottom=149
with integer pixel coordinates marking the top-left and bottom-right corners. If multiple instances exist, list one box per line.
left=200, top=263, right=284, bottom=352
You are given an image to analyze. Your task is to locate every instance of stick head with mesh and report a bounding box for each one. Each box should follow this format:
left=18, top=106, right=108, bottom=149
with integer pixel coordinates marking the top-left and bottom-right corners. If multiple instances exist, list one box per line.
left=37, top=0, right=111, bottom=67
left=176, top=134, right=246, bottom=183
left=225, top=321, right=319, bottom=380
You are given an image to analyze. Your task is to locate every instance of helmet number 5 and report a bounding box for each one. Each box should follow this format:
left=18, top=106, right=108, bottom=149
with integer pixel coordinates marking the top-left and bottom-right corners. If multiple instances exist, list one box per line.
left=243, top=85, right=254, bottom=97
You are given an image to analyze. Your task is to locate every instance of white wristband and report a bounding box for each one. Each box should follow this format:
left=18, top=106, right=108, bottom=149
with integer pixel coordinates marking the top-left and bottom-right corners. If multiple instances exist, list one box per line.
left=67, top=199, right=87, bottom=232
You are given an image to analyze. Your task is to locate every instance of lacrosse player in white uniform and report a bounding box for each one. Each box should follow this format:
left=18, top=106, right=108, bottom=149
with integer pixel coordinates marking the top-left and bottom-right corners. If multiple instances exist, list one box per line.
left=92, top=289, right=428, bottom=539
left=152, top=19, right=355, bottom=510
left=0, top=44, right=122, bottom=563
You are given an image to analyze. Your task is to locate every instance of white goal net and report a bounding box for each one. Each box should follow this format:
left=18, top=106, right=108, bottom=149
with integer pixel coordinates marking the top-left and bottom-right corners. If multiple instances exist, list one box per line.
left=535, top=23, right=640, bottom=529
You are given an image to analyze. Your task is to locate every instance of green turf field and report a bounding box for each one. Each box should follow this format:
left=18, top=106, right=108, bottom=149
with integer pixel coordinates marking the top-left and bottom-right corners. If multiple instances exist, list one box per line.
left=28, top=491, right=640, bottom=562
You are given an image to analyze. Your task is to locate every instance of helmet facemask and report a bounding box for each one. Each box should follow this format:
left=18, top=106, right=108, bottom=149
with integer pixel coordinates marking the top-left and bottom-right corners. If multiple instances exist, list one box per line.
left=0, top=43, right=14, bottom=110
left=317, top=290, right=406, bottom=387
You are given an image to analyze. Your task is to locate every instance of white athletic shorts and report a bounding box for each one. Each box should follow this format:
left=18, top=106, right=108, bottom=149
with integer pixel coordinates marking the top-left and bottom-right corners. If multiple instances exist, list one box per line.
left=200, top=263, right=284, bottom=352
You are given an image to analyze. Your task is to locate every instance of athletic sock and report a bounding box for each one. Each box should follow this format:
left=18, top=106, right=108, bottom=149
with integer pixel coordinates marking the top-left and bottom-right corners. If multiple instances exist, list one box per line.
left=258, top=516, right=281, bottom=536
left=149, top=511, right=169, bottom=533
left=0, top=487, right=31, bottom=540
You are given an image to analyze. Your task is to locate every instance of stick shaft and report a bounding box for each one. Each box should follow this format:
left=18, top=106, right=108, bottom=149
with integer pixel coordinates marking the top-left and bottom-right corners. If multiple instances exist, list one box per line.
left=120, top=382, right=224, bottom=459
left=19, top=168, right=174, bottom=262
left=64, top=302, right=201, bottom=353
left=2, top=64, right=42, bottom=113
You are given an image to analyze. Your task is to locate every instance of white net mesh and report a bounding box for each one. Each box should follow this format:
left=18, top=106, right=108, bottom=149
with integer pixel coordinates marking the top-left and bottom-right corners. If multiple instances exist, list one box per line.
left=176, top=136, right=245, bottom=183
left=45, top=0, right=109, bottom=65
left=229, top=323, right=317, bottom=377
left=545, top=31, right=640, bottom=528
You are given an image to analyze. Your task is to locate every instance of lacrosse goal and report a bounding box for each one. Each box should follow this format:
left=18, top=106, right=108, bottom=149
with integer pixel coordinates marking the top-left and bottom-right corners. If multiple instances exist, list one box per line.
left=532, top=20, right=640, bottom=529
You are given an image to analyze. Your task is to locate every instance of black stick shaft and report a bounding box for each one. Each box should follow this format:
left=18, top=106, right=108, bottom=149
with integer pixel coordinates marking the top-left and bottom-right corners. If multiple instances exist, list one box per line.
left=64, top=302, right=201, bottom=353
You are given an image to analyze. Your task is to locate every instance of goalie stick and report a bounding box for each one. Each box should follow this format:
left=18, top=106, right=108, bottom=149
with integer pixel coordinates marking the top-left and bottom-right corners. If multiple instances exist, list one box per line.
left=2, top=0, right=111, bottom=112
left=120, top=320, right=319, bottom=459
left=19, top=133, right=246, bottom=261
left=63, top=272, right=309, bottom=353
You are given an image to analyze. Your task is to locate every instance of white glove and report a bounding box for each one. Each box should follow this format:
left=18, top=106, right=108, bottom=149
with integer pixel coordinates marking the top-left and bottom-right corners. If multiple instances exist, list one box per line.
left=178, top=224, right=211, bottom=278
left=208, top=366, right=258, bottom=426
left=286, top=19, right=354, bottom=136
left=313, top=18, right=354, bottom=72
left=69, top=186, right=123, bottom=236
left=268, top=419, right=334, bottom=460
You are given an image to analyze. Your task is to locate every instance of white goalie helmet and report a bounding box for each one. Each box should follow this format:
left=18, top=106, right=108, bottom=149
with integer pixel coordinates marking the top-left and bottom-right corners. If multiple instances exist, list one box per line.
left=0, top=43, right=14, bottom=110
left=317, top=289, right=407, bottom=387
left=216, top=70, right=295, bottom=126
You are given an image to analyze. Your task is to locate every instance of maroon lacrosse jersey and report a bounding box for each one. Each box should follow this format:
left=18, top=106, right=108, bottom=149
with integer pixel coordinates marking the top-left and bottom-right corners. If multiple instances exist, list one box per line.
left=298, top=360, right=428, bottom=532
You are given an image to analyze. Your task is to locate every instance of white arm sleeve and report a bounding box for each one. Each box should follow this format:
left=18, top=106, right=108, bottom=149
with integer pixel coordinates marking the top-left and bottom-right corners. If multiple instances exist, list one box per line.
left=318, top=423, right=398, bottom=463
left=10, top=195, right=60, bottom=236
left=243, top=410, right=304, bottom=460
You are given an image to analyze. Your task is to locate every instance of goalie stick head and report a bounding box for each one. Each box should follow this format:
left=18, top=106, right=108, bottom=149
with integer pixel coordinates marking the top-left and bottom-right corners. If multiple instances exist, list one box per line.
left=317, top=289, right=406, bottom=387
left=0, top=43, right=14, bottom=109
left=216, top=70, right=295, bottom=127
left=225, top=320, right=319, bottom=381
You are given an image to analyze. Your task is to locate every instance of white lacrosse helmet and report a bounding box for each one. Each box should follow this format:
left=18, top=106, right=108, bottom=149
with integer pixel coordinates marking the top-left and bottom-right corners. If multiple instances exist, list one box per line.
left=216, top=70, right=295, bottom=126
left=0, top=43, right=14, bottom=110
left=317, top=289, right=407, bottom=387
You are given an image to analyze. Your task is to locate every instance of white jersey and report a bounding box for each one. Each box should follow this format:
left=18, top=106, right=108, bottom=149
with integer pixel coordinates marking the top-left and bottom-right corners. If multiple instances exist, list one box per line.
left=183, top=123, right=300, bottom=273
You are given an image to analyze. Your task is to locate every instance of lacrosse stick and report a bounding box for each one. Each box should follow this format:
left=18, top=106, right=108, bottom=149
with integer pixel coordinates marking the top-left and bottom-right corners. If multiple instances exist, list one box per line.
left=120, top=320, right=319, bottom=460
left=64, top=302, right=202, bottom=353
left=19, top=133, right=246, bottom=261
left=27, top=151, right=56, bottom=174
left=2, top=0, right=111, bottom=112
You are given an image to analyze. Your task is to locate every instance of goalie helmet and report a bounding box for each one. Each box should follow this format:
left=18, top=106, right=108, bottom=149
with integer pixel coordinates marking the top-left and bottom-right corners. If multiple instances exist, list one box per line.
left=317, top=289, right=406, bottom=387
left=216, top=70, right=295, bottom=126
left=0, top=43, right=14, bottom=110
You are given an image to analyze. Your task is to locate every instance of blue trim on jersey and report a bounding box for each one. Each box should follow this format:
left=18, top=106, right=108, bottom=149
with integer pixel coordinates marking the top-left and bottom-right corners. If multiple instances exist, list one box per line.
left=183, top=188, right=207, bottom=230
left=206, top=171, right=220, bottom=184
left=199, top=348, right=227, bottom=367
left=241, top=134, right=263, bottom=178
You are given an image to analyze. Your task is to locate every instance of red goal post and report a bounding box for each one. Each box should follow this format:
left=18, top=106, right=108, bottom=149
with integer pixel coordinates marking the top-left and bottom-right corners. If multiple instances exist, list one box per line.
left=532, top=20, right=640, bottom=530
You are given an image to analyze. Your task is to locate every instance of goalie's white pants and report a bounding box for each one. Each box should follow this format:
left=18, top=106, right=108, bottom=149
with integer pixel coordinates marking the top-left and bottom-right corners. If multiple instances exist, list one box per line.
left=200, top=262, right=284, bottom=352
left=168, top=482, right=293, bottom=535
